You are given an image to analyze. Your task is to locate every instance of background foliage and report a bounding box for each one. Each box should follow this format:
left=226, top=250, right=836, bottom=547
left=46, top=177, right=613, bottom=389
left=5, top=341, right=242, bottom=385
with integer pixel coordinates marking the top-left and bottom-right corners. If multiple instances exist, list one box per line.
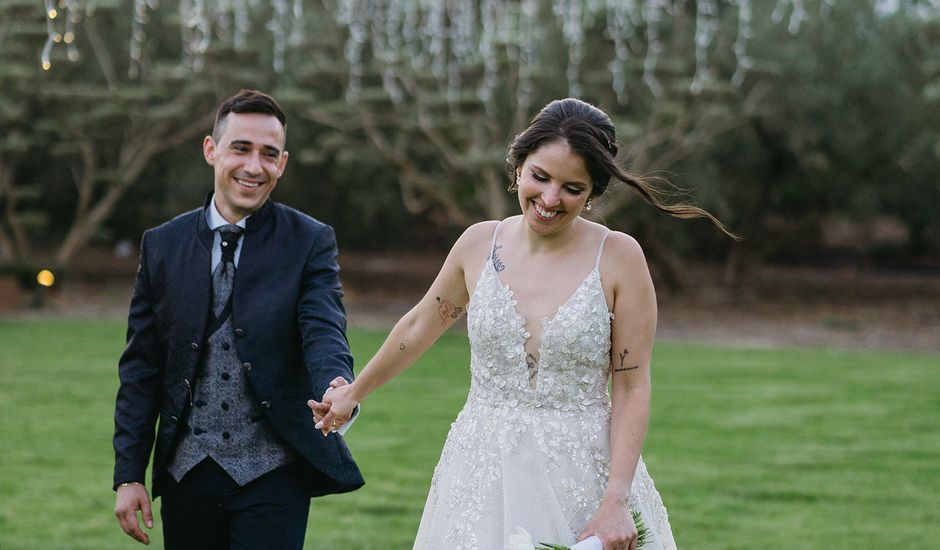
left=1, top=0, right=938, bottom=286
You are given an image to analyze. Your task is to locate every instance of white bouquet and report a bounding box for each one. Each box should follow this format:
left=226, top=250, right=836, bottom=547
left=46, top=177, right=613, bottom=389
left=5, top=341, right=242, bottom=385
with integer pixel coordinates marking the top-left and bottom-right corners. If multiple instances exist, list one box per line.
left=507, top=511, right=649, bottom=550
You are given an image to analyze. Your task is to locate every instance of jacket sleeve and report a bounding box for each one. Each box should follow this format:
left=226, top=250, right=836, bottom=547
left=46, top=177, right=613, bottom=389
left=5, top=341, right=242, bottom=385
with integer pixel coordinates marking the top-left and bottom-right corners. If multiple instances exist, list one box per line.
left=112, top=231, right=164, bottom=490
left=296, top=224, right=355, bottom=399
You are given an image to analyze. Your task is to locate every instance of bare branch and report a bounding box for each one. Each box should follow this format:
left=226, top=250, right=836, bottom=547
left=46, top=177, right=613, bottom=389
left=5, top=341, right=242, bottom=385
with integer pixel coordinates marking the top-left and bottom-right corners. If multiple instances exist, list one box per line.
left=82, top=16, right=119, bottom=90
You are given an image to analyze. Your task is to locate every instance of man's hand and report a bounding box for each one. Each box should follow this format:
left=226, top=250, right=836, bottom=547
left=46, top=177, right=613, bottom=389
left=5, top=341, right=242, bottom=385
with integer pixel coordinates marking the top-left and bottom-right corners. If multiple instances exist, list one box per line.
left=114, top=483, right=153, bottom=545
left=307, top=376, right=359, bottom=436
left=307, top=377, right=349, bottom=435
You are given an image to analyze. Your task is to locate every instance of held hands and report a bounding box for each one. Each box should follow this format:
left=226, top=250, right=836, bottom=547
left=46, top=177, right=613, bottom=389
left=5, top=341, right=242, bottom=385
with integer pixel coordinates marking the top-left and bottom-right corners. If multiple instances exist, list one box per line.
left=307, top=376, right=359, bottom=436
left=576, top=497, right=638, bottom=550
left=114, top=482, right=153, bottom=545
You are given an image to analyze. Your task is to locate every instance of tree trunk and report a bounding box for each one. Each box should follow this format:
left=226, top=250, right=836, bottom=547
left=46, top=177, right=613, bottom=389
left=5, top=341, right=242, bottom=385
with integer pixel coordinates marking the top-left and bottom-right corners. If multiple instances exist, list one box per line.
left=0, top=161, right=28, bottom=261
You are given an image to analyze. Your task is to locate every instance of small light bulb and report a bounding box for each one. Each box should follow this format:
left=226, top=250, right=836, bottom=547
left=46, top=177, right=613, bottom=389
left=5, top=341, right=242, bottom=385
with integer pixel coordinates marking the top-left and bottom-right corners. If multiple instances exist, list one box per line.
left=42, top=60, right=52, bottom=71
left=48, top=8, right=58, bottom=18
left=37, top=270, right=56, bottom=287
left=64, top=31, right=74, bottom=44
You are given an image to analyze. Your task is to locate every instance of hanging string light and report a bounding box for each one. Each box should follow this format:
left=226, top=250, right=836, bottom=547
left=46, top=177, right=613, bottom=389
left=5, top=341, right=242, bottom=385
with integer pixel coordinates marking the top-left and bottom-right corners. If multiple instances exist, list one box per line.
left=41, top=0, right=62, bottom=71
left=690, top=0, right=718, bottom=94
left=41, top=0, right=933, bottom=106
left=642, top=0, right=665, bottom=98
left=731, top=0, right=753, bottom=87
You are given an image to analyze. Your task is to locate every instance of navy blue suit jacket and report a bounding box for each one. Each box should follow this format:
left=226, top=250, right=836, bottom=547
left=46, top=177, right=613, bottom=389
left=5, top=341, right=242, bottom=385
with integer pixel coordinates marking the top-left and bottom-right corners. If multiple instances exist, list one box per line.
left=113, top=197, right=364, bottom=497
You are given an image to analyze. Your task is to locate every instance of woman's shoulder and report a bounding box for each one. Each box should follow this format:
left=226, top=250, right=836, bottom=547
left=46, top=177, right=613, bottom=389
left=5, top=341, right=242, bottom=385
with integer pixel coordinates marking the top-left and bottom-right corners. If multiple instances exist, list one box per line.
left=596, top=226, right=649, bottom=278
left=601, top=228, right=644, bottom=258
left=447, top=219, right=505, bottom=266
left=455, top=217, right=522, bottom=248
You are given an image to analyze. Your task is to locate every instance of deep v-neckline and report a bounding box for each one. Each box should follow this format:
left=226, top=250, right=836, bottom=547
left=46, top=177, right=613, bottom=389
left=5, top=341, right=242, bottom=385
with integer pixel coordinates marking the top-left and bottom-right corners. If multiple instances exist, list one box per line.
left=488, top=261, right=602, bottom=367
left=470, top=220, right=611, bottom=370
left=494, top=265, right=598, bottom=337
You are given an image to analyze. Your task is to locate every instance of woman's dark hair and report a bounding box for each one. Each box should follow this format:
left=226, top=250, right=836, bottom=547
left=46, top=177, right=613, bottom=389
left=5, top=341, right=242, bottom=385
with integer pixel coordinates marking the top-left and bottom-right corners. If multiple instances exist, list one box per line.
left=508, top=98, right=737, bottom=238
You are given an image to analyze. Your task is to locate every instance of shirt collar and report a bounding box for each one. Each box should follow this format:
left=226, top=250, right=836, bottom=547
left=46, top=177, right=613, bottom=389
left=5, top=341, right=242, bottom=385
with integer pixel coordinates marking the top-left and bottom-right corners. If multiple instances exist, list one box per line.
left=206, top=194, right=249, bottom=231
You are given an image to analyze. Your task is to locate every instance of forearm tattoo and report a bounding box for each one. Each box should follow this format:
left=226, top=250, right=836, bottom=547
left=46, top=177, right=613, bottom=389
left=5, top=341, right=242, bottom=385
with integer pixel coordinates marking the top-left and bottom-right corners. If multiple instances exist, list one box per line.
left=436, top=296, right=464, bottom=325
left=614, top=348, right=638, bottom=373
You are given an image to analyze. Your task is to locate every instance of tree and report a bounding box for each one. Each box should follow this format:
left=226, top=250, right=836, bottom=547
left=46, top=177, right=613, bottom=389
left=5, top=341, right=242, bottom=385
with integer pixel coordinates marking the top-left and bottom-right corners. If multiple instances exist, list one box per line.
left=0, top=0, right=274, bottom=267
left=7, top=0, right=940, bottom=276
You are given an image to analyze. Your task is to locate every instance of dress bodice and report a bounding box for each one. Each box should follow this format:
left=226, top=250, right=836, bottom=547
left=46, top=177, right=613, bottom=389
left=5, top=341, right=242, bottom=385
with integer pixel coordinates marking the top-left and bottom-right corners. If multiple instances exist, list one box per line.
left=466, top=230, right=614, bottom=413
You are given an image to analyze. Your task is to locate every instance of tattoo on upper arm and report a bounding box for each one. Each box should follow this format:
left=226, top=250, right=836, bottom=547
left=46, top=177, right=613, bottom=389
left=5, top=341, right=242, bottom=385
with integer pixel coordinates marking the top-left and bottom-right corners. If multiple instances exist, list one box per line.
left=399, top=342, right=406, bottom=351
left=614, top=348, right=638, bottom=373
left=436, top=296, right=464, bottom=325
left=489, top=245, right=506, bottom=272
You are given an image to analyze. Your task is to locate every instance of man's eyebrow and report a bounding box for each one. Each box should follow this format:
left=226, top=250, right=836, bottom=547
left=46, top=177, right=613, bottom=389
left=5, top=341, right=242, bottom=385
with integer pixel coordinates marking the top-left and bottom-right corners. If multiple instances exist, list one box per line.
left=230, top=140, right=282, bottom=156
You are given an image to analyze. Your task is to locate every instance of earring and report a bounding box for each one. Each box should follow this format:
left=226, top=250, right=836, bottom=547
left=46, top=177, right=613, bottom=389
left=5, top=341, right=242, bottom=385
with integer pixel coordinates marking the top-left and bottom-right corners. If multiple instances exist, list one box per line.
left=585, top=200, right=593, bottom=211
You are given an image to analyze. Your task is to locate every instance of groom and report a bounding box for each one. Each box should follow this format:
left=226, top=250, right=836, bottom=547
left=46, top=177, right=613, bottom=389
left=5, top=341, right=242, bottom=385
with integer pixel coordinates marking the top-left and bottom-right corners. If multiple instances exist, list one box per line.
left=112, top=89, right=363, bottom=548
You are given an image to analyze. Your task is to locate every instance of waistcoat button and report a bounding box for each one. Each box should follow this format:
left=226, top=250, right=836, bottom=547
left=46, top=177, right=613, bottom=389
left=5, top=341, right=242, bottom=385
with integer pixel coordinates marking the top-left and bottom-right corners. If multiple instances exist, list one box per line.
left=234, top=328, right=245, bottom=338
left=242, top=362, right=253, bottom=372
left=260, top=401, right=271, bottom=409
left=190, top=342, right=199, bottom=352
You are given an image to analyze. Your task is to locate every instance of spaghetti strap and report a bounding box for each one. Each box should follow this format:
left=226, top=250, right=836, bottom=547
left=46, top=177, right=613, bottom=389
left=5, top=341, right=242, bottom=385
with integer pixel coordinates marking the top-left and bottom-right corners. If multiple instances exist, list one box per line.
left=594, top=230, right=611, bottom=270
left=489, top=220, right=501, bottom=253
left=477, top=221, right=502, bottom=276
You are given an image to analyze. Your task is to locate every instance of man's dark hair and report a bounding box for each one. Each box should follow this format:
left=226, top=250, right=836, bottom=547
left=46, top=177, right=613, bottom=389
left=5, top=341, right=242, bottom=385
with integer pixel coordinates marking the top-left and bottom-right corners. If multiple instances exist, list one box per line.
left=212, top=89, right=287, bottom=142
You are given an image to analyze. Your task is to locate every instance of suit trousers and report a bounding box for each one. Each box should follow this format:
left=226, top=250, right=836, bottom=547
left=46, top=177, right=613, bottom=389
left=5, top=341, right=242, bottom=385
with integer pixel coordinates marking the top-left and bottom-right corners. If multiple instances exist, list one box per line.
left=160, top=458, right=313, bottom=550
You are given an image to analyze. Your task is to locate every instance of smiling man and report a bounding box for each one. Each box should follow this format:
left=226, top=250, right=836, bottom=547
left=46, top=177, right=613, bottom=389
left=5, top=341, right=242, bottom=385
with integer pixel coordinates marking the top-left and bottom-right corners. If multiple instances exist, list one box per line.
left=112, top=89, right=363, bottom=549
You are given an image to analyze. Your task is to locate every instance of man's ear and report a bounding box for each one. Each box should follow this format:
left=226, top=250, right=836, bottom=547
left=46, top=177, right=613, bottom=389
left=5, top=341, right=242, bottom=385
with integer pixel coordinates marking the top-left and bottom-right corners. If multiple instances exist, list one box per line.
left=203, top=135, right=216, bottom=165
left=277, top=150, right=289, bottom=178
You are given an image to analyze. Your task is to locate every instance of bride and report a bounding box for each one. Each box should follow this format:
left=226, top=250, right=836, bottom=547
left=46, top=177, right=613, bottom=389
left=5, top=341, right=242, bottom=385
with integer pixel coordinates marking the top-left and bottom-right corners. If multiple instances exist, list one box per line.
left=311, top=98, right=735, bottom=549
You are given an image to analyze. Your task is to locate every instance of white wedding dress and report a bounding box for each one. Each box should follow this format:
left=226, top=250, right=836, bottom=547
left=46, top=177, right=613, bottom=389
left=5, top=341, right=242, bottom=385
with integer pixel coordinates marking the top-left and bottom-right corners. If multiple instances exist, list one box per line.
left=413, top=227, right=677, bottom=549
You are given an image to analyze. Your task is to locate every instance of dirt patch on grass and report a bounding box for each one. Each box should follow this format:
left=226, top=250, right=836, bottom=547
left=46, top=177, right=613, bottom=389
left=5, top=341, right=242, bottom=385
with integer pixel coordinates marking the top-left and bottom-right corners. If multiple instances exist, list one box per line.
left=6, top=249, right=939, bottom=354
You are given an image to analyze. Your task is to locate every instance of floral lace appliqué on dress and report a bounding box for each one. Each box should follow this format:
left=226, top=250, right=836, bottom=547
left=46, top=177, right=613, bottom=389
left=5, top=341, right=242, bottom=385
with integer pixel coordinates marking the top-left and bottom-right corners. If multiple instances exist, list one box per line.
left=413, top=226, right=677, bottom=550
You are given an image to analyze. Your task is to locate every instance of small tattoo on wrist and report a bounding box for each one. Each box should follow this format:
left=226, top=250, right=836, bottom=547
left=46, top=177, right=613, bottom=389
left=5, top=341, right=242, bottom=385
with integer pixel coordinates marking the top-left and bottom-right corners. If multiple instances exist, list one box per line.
left=614, top=365, right=639, bottom=373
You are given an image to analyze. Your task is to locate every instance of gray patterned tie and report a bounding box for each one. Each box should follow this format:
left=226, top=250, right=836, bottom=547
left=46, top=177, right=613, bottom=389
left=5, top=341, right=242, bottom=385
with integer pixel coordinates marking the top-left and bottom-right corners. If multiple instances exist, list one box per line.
left=212, top=225, right=244, bottom=317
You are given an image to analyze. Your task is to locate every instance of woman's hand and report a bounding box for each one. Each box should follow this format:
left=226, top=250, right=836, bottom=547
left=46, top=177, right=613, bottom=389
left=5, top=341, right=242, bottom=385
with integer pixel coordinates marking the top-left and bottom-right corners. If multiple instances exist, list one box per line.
left=307, top=377, right=359, bottom=436
left=576, top=497, right=638, bottom=550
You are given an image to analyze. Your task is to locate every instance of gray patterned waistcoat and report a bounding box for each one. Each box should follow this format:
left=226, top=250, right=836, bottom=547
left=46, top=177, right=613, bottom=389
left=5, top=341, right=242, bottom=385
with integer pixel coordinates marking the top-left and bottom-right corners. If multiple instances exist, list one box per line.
left=167, top=315, right=297, bottom=485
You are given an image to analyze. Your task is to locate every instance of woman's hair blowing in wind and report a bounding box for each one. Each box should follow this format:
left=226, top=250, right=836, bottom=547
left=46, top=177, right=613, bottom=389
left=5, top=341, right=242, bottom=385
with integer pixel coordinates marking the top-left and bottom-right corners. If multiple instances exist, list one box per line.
left=508, top=98, right=738, bottom=239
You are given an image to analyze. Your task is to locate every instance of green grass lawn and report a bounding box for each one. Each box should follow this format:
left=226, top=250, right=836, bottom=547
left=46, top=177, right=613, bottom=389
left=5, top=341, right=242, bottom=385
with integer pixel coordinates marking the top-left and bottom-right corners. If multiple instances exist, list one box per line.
left=0, top=318, right=937, bottom=549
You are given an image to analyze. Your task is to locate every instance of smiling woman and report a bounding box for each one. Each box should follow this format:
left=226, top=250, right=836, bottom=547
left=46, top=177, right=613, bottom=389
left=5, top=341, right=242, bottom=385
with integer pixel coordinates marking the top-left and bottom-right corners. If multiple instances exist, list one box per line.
left=514, top=140, right=592, bottom=236
left=308, top=97, right=740, bottom=549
